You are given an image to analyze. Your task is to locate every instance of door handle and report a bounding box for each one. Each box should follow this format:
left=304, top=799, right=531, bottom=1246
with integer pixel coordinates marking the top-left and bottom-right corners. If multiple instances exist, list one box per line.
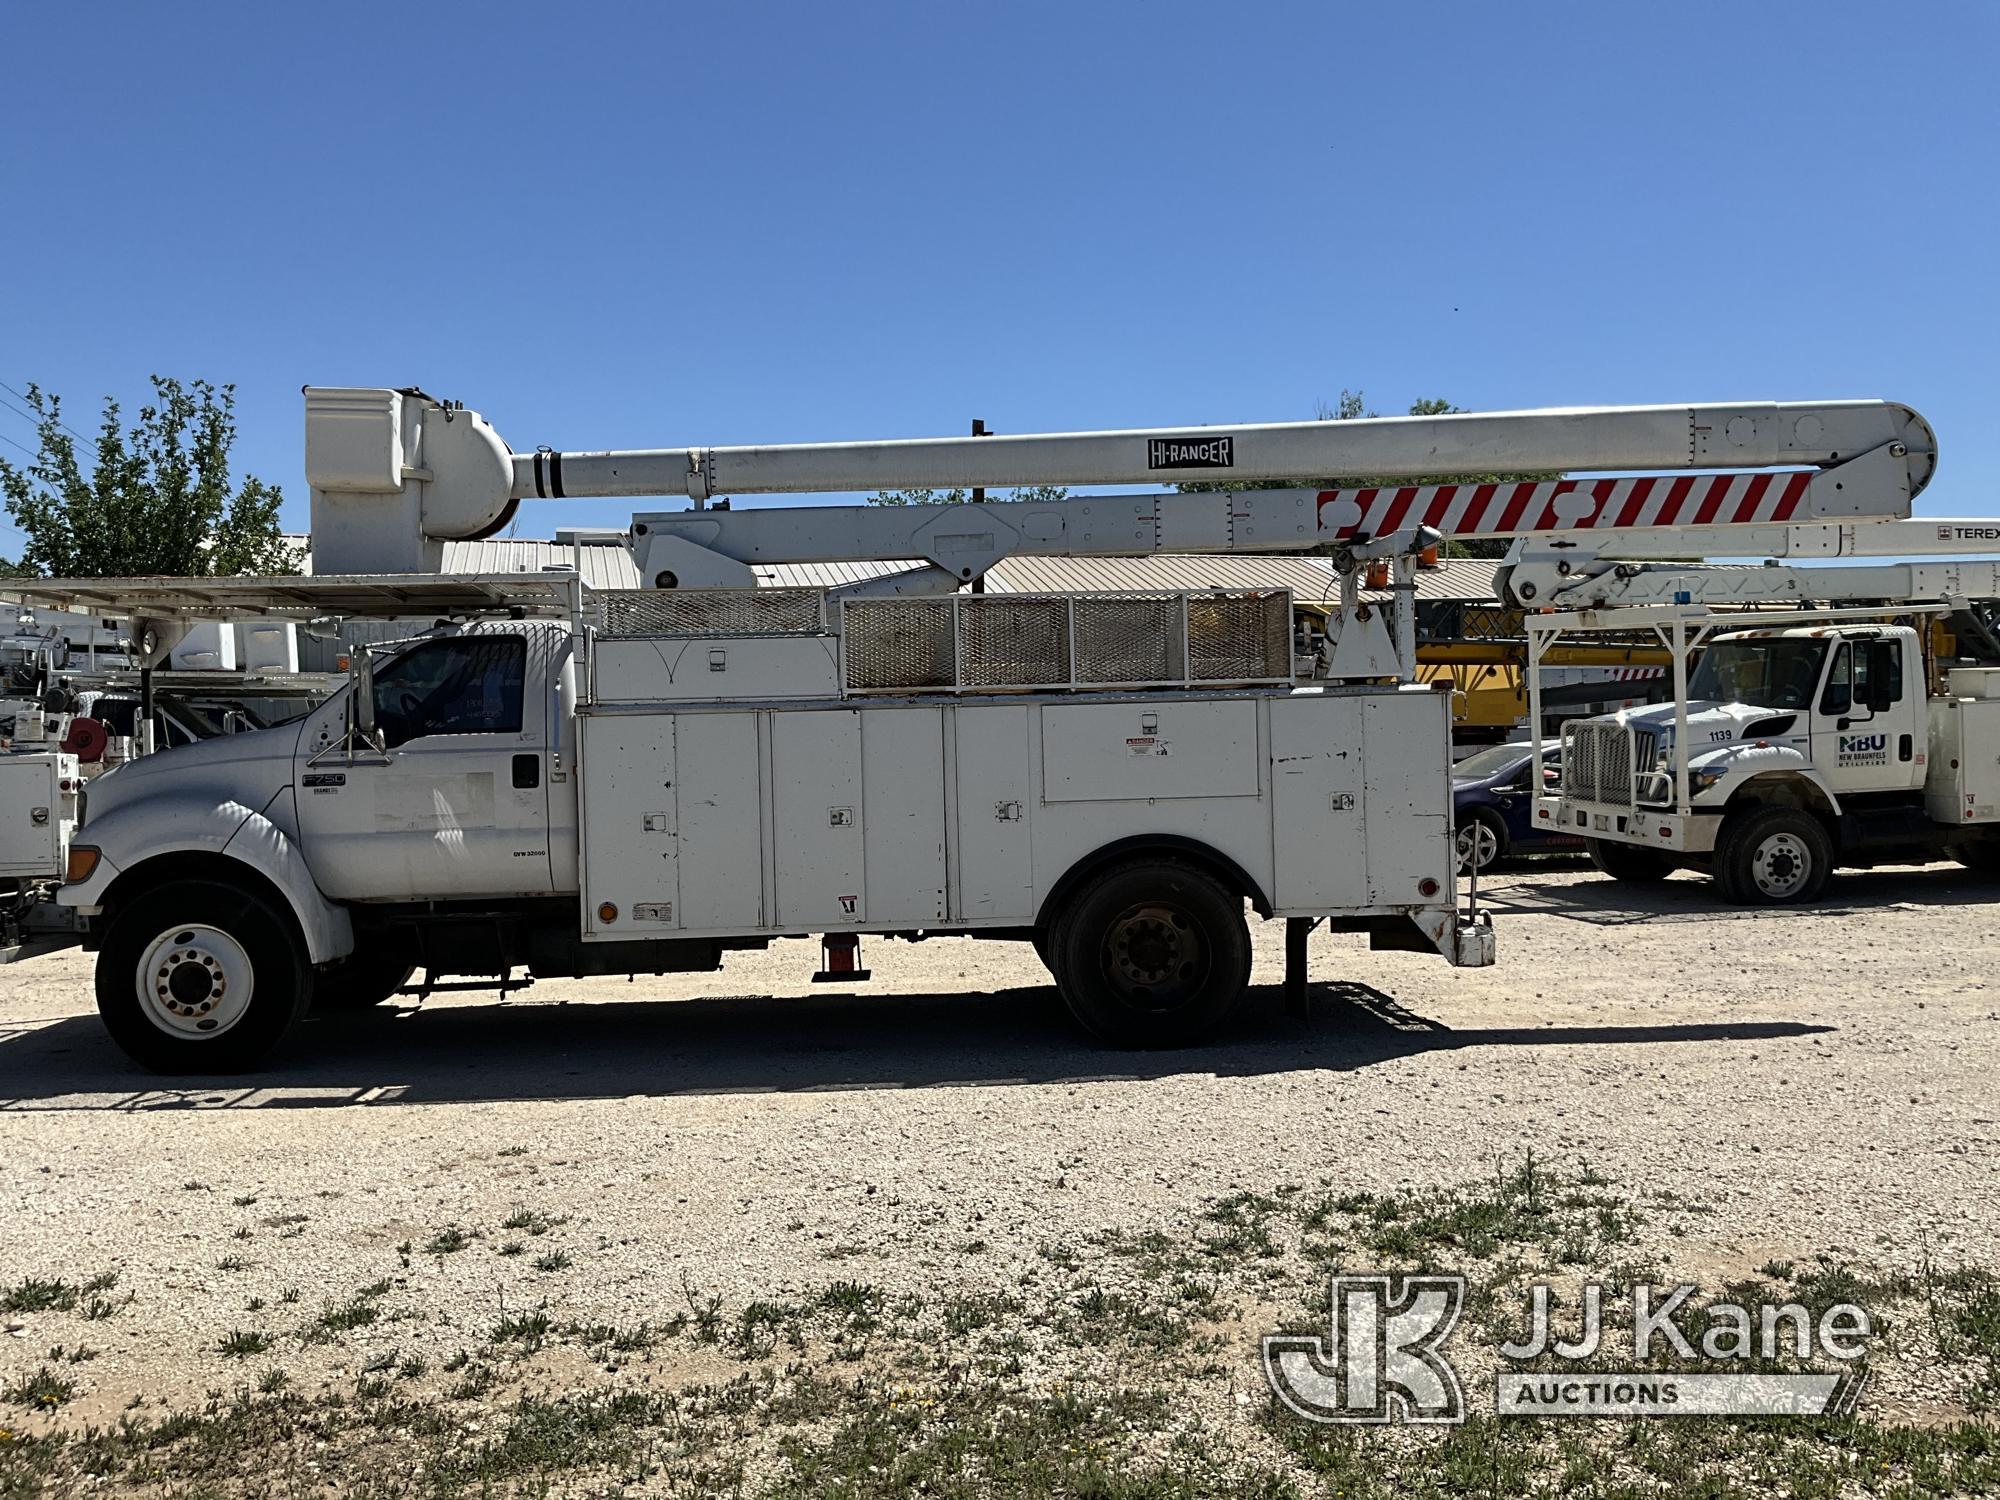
left=512, top=753, right=541, bottom=790
left=1898, top=734, right=1913, bottom=763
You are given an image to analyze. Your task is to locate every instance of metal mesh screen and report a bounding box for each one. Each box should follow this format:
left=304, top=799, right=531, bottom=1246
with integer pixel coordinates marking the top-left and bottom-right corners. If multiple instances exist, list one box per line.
left=843, top=598, right=956, bottom=689
left=842, top=589, right=1291, bottom=693
left=959, top=596, right=1070, bottom=686
left=1072, top=595, right=1184, bottom=685
left=599, top=588, right=824, bottom=638
left=1187, top=591, right=1293, bottom=682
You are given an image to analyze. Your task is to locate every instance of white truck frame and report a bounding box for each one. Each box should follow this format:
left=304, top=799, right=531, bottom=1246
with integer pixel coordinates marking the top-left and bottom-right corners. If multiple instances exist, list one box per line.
left=2, top=390, right=1938, bottom=1069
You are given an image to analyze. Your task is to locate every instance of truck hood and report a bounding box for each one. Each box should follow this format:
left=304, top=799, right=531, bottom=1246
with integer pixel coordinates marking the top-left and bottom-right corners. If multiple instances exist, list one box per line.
left=81, top=722, right=305, bottom=826
left=1607, top=700, right=1801, bottom=747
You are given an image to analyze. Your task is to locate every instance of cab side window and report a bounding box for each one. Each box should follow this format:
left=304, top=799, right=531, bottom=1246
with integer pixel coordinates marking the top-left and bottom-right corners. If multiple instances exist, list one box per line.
left=1819, top=643, right=1852, bottom=717
left=371, top=637, right=526, bottom=749
left=1854, top=639, right=1903, bottom=710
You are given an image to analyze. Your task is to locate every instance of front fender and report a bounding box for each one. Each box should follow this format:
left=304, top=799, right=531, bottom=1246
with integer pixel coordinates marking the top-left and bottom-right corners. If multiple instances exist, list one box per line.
left=61, top=793, right=355, bottom=963
left=1698, top=744, right=1844, bottom=814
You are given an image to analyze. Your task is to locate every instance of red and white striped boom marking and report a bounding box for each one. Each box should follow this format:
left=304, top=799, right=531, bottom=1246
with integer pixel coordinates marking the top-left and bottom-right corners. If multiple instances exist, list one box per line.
left=1315, top=471, right=1813, bottom=542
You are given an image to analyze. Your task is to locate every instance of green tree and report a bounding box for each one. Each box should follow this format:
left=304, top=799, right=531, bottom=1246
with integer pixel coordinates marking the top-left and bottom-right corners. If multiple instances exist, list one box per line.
left=868, top=484, right=1069, bottom=506
left=0, top=377, right=298, bottom=577
left=1180, top=390, right=1555, bottom=558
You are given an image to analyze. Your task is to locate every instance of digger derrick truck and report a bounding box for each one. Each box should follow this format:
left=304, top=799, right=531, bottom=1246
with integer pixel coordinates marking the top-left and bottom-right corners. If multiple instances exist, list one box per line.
left=12, top=390, right=1935, bottom=1070
left=1507, top=528, right=2000, bottom=903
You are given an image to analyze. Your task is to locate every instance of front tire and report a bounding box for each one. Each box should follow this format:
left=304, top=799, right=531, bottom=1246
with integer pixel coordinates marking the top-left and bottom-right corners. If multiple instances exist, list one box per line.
left=95, top=880, right=312, bottom=1072
left=1714, top=806, right=1833, bottom=905
left=1585, top=838, right=1676, bottom=884
left=1048, top=858, right=1251, bottom=1048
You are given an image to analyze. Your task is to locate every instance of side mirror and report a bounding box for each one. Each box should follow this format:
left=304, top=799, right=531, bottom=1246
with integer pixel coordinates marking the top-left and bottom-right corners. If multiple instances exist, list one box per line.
left=350, top=653, right=385, bottom=752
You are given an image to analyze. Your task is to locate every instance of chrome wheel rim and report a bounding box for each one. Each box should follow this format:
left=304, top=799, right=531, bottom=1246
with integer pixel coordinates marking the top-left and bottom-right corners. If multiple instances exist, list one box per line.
left=1456, top=822, right=1499, bottom=872
left=136, top=924, right=254, bottom=1038
left=1750, top=832, right=1813, bottom=900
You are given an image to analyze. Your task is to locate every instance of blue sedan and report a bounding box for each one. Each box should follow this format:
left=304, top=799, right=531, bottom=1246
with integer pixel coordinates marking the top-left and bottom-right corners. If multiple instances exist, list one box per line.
left=1452, top=742, right=1581, bottom=873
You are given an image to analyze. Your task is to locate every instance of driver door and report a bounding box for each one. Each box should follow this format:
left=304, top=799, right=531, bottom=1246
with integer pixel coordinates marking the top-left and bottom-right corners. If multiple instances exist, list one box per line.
left=1813, top=637, right=1918, bottom=797
left=297, top=634, right=553, bottom=900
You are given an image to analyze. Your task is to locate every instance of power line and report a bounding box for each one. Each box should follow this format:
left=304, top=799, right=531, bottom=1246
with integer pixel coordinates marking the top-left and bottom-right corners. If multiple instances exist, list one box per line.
left=0, top=392, right=47, bottom=434
left=0, top=428, right=35, bottom=458
left=0, top=380, right=86, bottom=442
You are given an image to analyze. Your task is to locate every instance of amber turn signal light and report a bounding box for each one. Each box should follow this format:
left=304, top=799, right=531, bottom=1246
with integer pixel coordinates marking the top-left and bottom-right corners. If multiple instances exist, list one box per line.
left=65, top=845, right=101, bottom=883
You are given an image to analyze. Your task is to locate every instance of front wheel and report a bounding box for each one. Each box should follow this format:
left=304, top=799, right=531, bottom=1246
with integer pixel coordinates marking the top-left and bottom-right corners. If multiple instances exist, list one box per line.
left=1585, top=838, right=1676, bottom=884
left=1714, top=806, right=1833, bottom=906
left=1048, top=858, right=1251, bottom=1048
left=95, top=880, right=312, bottom=1072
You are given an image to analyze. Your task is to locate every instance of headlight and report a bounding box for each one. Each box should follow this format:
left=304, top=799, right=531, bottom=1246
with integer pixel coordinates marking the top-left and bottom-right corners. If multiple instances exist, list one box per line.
left=1689, top=767, right=1727, bottom=794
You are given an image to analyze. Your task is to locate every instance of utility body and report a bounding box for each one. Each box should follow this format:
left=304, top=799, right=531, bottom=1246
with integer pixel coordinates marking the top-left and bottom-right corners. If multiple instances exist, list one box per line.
left=2, top=388, right=1940, bottom=1068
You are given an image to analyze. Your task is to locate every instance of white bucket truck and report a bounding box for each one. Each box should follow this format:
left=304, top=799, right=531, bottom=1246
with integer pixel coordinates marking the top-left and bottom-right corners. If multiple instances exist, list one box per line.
left=6, top=390, right=1935, bottom=1067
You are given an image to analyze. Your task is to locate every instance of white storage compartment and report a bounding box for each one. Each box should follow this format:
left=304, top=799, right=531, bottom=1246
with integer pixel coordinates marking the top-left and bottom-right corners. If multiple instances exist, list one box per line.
left=1268, top=692, right=1370, bottom=910
left=1040, top=699, right=1260, bottom=803
left=1926, top=696, right=2000, bottom=824
left=0, top=752, right=79, bottom=880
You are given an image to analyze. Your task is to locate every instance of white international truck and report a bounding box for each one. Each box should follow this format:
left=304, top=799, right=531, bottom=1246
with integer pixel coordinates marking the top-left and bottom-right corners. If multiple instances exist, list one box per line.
left=1509, top=532, right=2000, bottom=902
left=2, top=390, right=1938, bottom=1069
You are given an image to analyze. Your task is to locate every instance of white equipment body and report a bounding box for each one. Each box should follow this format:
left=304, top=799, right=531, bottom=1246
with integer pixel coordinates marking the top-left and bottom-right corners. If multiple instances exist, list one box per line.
left=0, top=386, right=1956, bottom=1067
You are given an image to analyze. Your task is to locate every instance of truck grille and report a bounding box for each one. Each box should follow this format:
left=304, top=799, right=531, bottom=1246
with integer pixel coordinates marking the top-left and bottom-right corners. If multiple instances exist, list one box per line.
left=843, top=589, right=1293, bottom=694
left=1562, top=721, right=1637, bottom=807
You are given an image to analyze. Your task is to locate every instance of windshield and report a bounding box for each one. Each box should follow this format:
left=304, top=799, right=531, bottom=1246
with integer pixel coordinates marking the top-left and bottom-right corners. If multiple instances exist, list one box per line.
left=1687, top=638, right=1828, bottom=711
left=1453, top=744, right=1533, bottom=780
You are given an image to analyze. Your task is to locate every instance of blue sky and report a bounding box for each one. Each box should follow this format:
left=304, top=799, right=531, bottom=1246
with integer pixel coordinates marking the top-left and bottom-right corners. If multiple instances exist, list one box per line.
left=3, top=1, right=1995, bottom=558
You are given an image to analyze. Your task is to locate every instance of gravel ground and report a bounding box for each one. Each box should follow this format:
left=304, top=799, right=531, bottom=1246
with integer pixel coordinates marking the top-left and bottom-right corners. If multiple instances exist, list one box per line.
left=2, top=859, right=1997, bottom=1423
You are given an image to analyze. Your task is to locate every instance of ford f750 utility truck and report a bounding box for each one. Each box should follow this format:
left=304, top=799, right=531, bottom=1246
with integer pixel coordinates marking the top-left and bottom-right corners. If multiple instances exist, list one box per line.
left=5, top=389, right=1937, bottom=1069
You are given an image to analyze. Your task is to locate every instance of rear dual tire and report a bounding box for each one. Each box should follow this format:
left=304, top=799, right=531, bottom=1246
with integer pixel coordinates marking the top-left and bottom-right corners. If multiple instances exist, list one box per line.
left=1047, top=858, right=1251, bottom=1048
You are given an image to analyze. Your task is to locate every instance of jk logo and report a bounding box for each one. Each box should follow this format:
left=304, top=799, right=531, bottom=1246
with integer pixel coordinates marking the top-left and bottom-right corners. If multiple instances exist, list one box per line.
left=1263, top=1275, right=1466, bottom=1424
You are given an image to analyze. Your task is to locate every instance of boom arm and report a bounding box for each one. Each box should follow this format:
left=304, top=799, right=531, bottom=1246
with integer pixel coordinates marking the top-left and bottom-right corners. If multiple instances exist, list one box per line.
left=304, top=388, right=1935, bottom=577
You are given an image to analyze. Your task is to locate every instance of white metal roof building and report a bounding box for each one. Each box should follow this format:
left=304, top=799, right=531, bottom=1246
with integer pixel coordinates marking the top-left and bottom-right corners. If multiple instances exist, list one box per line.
left=418, top=538, right=1503, bottom=605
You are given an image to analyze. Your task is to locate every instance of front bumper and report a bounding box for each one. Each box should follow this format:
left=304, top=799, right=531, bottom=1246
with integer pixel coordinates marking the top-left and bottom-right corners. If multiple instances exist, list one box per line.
left=1532, top=796, right=1721, bottom=855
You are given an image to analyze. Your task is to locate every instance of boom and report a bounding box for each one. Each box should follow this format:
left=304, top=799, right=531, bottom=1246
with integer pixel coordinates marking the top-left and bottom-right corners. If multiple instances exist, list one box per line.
left=304, top=389, right=1935, bottom=577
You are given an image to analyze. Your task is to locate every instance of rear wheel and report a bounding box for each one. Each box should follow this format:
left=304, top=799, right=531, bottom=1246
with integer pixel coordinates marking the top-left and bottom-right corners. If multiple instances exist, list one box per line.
left=1049, top=858, right=1251, bottom=1048
left=1455, top=810, right=1507, bottom=874
left=95, top=880, right=312, bottom=1072
left=1714, top=806, right=1833, bottom=905
left=1585, top=838, right=1676, bottom=884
